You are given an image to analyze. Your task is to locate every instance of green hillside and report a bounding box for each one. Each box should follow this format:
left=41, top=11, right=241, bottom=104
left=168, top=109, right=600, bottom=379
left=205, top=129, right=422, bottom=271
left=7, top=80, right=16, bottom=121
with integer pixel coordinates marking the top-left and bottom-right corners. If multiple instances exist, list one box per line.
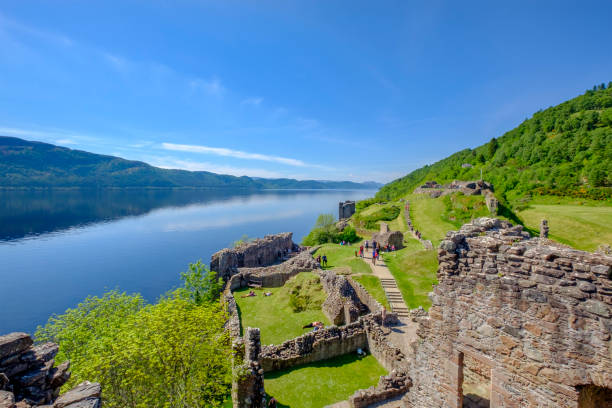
left=376, top=84, right=612, bottom=205
left=0, top=136, right=380, bottom=190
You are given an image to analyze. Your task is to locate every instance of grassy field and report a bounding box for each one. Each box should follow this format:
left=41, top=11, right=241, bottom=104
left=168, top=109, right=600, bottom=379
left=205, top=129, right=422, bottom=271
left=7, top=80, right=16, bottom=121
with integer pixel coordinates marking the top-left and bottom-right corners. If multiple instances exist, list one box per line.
left=234, top=273, right=330, bottom=345
left=313, top=243, right=371, bottom=274
left=384, top=238, right=438, bottom=309
left=518, top=204, right=612, bottom=251
left=352, top=274, right=390, bottom=309
left=407, top=194, right=457, bottom=246
left=265, top=353, right=386, bottom=408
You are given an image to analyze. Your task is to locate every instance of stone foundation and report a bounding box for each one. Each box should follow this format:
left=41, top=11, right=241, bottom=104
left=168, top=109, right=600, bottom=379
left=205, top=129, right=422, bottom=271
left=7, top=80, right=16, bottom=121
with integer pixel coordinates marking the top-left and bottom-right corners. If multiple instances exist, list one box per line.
left=0, top=332, right=101, bottom=408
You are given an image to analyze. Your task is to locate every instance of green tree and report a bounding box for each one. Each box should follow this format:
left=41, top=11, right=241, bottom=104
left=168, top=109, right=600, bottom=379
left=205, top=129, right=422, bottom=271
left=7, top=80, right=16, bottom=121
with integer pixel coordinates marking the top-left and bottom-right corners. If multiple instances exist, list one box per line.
left=36, top=270, right=232, bottom=407
left=315, top=213, right=335, bottom=229
left=179, top=260, right=224, bottom=304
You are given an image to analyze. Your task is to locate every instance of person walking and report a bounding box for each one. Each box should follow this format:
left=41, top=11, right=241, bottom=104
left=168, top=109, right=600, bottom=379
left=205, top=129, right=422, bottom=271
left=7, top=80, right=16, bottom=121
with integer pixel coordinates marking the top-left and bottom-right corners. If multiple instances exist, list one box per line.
left=322, top=254, right=328, bottom=267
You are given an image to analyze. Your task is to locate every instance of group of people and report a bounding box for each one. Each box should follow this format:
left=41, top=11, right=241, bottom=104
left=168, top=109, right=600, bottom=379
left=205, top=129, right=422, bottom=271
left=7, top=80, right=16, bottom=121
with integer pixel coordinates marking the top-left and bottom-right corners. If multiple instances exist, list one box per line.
left=302, top=321, right=325, bottom=331
left=316, top=254, right=328, bottom=267
left=240, top=290, right=273, bottom=298
left=354, top=240, right=396, bottom=265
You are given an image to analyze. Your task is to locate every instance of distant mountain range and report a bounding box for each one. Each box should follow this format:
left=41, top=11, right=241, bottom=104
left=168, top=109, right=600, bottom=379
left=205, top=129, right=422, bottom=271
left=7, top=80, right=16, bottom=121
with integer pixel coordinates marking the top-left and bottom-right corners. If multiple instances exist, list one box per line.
left=0, top=136, right=381, bottom=190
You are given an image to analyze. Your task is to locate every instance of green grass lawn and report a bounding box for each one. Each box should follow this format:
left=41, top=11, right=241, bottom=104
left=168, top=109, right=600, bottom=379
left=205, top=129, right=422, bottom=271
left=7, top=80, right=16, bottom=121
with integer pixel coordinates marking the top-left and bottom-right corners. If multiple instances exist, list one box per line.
left=407, top=194, right=457, bottom=246
left=383, top=238, right=438, bottom=309
left=313, top=243, right=371, bottom=274
left=351, top=275, right=390, bottom=309
left=265, top=353, right=386, bottom=408
left=518, top=204, right=612, bottom=251
left=234, top=273, right=330, bottom=345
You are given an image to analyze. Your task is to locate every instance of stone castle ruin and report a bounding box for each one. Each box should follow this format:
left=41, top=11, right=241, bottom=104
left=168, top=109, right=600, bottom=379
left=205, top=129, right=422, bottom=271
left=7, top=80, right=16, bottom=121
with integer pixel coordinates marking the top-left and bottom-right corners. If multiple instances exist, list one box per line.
left=217, top=221, right=612, bottom=408
left=0, top=332, right=101, bottom=408
left=339, top=201, right=356, bottom=220
left=213, top=234, right=410, bottom=408
left=402, top=218, right=612, bottom=407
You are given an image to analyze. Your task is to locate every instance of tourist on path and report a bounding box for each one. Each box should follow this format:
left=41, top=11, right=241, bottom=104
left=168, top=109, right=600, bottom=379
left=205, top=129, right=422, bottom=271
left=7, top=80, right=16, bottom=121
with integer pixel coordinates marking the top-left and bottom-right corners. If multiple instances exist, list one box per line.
left=322, top=254, right=328, bottom=267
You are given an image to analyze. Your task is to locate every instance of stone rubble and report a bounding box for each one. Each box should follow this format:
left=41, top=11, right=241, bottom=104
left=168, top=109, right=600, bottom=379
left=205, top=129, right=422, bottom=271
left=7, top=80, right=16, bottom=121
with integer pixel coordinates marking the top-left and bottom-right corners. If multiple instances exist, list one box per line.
left=0, top=333, right=100, bottom=408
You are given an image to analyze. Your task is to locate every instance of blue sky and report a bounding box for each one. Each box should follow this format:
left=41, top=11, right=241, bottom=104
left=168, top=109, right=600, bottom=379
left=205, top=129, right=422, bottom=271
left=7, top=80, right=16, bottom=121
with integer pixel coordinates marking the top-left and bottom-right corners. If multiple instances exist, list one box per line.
left=1, top=1, right=611, bottom=182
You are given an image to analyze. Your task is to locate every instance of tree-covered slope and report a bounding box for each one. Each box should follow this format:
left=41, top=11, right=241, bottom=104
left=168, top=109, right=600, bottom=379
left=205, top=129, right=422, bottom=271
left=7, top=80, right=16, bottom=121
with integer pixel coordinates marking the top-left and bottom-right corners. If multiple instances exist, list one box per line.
left=0, top=137, right=380, bottom=189
left=377, top=84, right=612, bottom=203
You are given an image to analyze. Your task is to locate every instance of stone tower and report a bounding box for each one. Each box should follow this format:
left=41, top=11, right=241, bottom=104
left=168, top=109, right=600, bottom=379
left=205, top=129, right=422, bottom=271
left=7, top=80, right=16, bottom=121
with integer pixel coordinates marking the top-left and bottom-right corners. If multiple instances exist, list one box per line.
left=338, top=201, right=356, bottom=220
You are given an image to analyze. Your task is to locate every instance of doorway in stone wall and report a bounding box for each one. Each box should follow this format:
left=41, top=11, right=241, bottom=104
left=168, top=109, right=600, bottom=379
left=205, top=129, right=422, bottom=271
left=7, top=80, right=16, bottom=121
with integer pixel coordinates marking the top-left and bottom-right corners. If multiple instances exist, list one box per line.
left=460, top=352, right=491, bottom=408
left=576, top=384, right=612, bottom=408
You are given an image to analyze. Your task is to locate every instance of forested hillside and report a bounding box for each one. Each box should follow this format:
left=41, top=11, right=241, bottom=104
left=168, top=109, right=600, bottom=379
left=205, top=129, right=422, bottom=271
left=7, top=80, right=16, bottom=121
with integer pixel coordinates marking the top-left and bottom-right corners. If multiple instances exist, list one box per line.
left=0, top=137, right=380, bottom=190
left=377, top=84, right=612, bottom=204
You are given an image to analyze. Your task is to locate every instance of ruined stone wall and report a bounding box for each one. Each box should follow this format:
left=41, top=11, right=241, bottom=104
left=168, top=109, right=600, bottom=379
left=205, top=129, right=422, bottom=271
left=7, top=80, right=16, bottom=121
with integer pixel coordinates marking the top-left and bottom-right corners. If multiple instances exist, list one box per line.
left=210, top=233, right=296, bottom=280
left=363, top=315, right=409, bottom=373
left=320, top=271, right=366, bottom=326
left=403, top=218, right=612, bottom=408
left=239, top=251, right=319, bottom=288
left=232, top=328, right=265, bottom=408
left=259, top=321, right=367, bottom=372
left=0, top=333, right=101, bottom=408
left=349, top=371, right=411, bottom=408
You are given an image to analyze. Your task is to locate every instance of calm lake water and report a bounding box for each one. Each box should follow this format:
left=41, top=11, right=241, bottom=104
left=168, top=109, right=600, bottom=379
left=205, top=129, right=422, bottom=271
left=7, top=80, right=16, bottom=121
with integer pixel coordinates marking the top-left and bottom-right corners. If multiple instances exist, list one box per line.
left=0, top=189, right=374, bottom=334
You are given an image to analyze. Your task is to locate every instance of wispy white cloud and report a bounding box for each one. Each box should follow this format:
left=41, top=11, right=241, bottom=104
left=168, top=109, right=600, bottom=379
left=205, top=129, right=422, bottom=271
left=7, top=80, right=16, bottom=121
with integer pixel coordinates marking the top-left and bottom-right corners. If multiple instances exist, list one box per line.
left=0, top=126, right=100, bottom=144
left=241, top=97, right=263, bottom=106
left=161, top=142, right=308, bottom=167
left=189, top=77, right=225, bottom=96
left=55, top=138, right=76, bottom=145
left=0, top=12, right=73, bottom=47
left=148, top=156, right=284, bottom=178
left=102, top=52, right=129, bottom=72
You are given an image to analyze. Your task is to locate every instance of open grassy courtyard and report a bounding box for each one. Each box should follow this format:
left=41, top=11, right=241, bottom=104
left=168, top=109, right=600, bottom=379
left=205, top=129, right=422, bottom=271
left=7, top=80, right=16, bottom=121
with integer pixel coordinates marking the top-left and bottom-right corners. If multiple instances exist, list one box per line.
left=265, top=353, right=386, bottom=408
left=518, top=203, right=612, bottom=251
left=313, top=243, right=371, bottom=274
left=406, top=194, right=457, bottom=246
left=234, top=273, right=330, bottom=345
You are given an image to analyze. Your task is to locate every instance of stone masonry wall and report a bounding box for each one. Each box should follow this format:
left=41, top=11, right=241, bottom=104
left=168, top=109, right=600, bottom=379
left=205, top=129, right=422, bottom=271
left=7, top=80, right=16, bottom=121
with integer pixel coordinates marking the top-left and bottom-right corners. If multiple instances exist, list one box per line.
left=403, top=217, right=612, bottom=408
left=232, top=328, right=265, bottom=408
left=211, top=233, right=296, bottom=280
left=0, top=332, right=101, bottom=408
left=259, top=321, right=367, bottom=372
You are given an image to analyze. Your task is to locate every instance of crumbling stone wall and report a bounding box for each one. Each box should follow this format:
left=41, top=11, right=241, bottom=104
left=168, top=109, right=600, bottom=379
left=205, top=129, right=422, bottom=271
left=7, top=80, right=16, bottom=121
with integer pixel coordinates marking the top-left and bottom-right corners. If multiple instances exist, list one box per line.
left=413, top=180, right=493, bottom=197
left=349, top=371, right=411, bottom=408
left=211, top=233, right=297, bottom=280
left=403, top=217, right=612, bottom=408
left=320, top=271, right=368, bottom=325
left=0, top=332, right=101, bottom=408
left=232, top=328, right=265, bottom=408
left=259, top=321, right=367, bottom=372
left=372, top=222, right=404, bottom=250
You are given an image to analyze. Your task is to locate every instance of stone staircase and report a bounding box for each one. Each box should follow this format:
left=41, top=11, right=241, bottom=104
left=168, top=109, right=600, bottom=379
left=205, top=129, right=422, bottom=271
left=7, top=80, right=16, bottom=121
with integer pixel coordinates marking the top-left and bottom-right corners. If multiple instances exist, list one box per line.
left=380, top=277, right=410, bottom=318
